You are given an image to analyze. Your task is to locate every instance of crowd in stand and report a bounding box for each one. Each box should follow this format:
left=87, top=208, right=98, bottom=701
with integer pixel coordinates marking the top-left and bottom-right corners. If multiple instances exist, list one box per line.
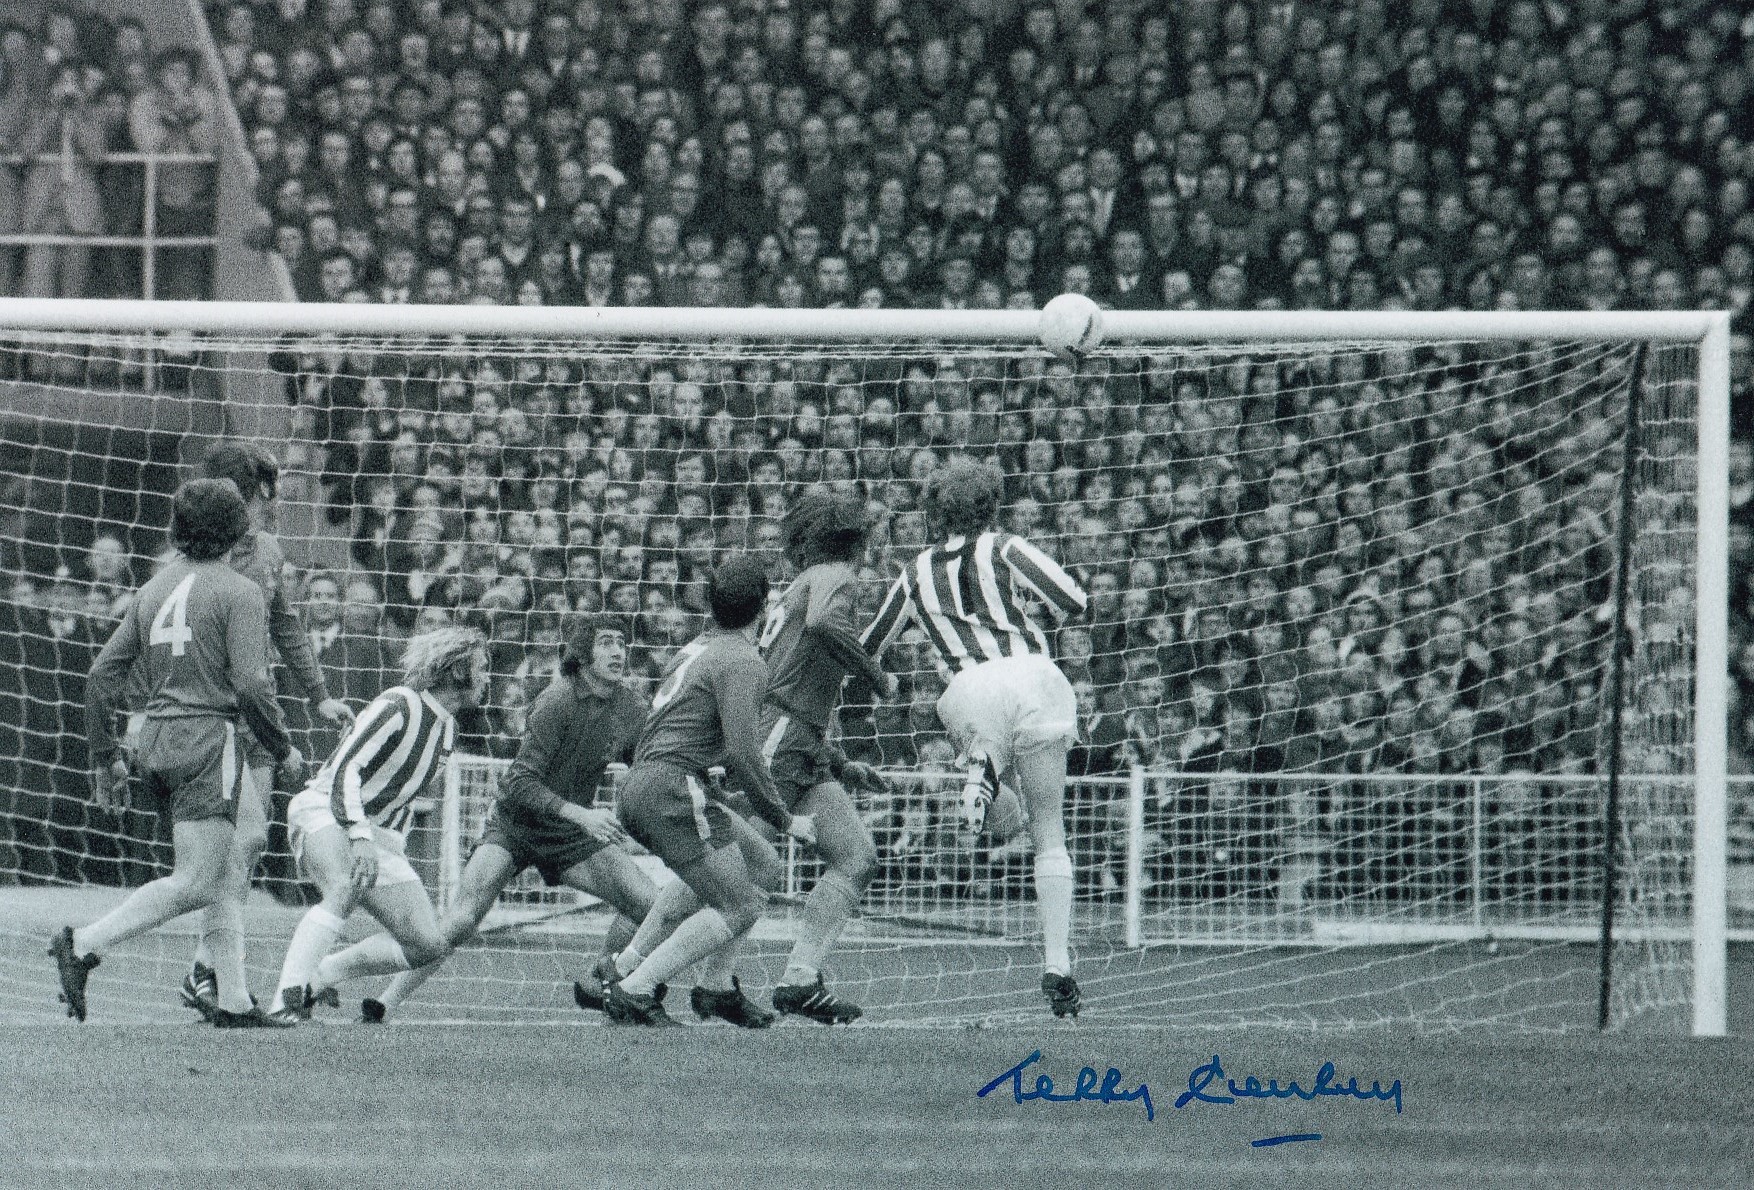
left=6, top=0, right=1754, bottom=898
left=0, top=10, right=219, bottom=300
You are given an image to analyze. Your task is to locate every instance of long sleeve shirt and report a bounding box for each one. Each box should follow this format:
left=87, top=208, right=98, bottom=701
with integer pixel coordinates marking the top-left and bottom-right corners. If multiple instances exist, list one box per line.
left=87, top=556, right=290, bottom=768
left=229, top=529, right=332, bottom=705
left=632, top=630, right=790, bottom=833
left=760, top=561, right=889, bottom=729
left=500, top=672, right=648, bottom=825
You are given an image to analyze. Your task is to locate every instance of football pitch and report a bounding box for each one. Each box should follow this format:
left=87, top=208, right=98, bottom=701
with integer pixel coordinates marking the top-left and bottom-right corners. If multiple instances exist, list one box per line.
left=3, top=888, right=1751, bottom=1188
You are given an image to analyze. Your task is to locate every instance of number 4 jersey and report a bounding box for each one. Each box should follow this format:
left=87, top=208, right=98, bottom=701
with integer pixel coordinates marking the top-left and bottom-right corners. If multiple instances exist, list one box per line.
left=86, top=555, right=291, bottom=768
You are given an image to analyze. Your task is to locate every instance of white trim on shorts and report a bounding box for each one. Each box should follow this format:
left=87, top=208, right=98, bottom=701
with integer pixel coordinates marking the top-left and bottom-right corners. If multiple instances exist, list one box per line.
left=760, top=715, right=790, bottom=766
left=683, top=774, right=712, bottom=841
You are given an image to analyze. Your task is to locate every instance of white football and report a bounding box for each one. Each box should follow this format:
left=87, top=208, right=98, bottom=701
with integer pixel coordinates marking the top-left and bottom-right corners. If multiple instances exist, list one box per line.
left=1038, top=292, right=1105, bottom=358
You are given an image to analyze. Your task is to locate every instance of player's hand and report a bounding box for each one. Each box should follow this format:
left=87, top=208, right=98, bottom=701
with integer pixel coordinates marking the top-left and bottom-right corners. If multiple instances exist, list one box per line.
left=347, top=837, right=379, bottom=891
left=786, top=813, right=817, bottom=846
left=706, top=765, right=727, bottom=791
left=959, top=781, right=993, bottom=838
left=839, top=761, right=889, bottom=794
left=315, top=698, right=355, bottom=728
left=876, top=672, right=900, bottom=702
left=568, top=805, right=629, bottom=846
left=92, top=758, right=131, bottom=811
left=273, top=746, right=306, bottom=792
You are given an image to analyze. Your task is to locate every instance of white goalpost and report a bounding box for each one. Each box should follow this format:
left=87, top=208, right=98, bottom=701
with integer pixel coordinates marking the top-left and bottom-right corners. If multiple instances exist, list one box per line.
left=0, top=298, right=1729, bottom=1034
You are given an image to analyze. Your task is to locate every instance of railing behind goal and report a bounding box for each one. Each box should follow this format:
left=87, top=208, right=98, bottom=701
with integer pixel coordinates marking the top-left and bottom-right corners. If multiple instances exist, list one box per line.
left=0, top=301, right=1730, bottom=1033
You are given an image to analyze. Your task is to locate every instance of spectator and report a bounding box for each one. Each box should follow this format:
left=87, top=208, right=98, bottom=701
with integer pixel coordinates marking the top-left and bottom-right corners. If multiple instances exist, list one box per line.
left=128, top=48, right=218, bottom=299
left=18, top=61, right=107, bottom=300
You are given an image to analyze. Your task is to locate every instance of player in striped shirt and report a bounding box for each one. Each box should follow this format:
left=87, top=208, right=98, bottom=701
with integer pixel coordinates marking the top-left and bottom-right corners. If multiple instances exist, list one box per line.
left=178, top=443, right=356, bottom=1021
left=266, top=626, right=488, bottom=1021
left=760, top=488, right=898, bottom=1024
left=51, top=479, right=304, bottom=1025
left=360, top=615, right=654, bottom=1023
left=861, top=458, right=1091, bottom=1018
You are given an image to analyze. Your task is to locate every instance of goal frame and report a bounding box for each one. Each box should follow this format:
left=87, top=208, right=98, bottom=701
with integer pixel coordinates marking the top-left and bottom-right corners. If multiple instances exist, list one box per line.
left=0, top=297, right=1729, bottom=1036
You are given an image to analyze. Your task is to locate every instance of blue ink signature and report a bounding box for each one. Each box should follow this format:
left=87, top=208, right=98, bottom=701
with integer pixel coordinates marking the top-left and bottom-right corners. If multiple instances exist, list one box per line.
left=1175, top=1054, right=1403, bottom=1116
left=977, top=1050, right=1156, bottom=1122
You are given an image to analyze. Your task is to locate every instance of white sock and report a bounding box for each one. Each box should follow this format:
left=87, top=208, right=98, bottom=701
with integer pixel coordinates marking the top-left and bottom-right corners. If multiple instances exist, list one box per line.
left=315, top=933, right=413, bottom=990
left=376, top=960, right=441, bottom=1012
left=627, top=880, right=698, bottom=966
left=782, top=871, right=862, bottom=985
left=613, top=944, right=644, bottom=978
left=203, top=899, right=252, bottom=1013
left=1034, top=847, right=1074, bottom=976
left=621, top=909, right=733, bottom=997
left=271, top=905, right=346, bottom=1013
left=697, top=925, right=753, bottom=992
left=75, top=877, right=203, bottom=956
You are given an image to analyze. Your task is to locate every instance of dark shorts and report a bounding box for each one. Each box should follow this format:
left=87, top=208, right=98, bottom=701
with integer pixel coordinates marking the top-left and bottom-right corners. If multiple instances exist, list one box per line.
left=475, top=804, right=608, bottom=886
left=757, top=711, right=835, bottom=813
left=616, top=762, right=737, bottom=870
left=135, top=717, right=245, bottom=825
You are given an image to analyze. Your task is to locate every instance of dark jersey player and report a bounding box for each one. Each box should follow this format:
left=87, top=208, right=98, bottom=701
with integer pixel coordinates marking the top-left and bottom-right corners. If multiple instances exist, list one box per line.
left=51, top=479, right=303, bottom=1025
left=359, top=615, right=655, bottom=1022
left=757, top=487, right=898, bottom=1024
left=177, top=443, right=355, bottom=1021
left=599, top=555, right=818, bottom=1027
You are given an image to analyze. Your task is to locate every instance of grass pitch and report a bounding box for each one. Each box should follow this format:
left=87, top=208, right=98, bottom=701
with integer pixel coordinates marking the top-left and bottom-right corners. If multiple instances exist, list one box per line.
left=3, top=1021, right=1751, bottom=1189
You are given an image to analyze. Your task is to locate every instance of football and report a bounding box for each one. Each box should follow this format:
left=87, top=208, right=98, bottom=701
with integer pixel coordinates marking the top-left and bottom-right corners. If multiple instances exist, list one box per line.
left=1038, top=292, right=1105, bottom=358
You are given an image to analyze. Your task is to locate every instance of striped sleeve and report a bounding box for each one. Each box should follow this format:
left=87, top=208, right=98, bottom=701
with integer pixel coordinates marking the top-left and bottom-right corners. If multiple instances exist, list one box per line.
left=860, top=565, right=916, bottom=657
left=1000, top=535, right=1088, bottom=623
left=328, top=691, right=409, bottom=838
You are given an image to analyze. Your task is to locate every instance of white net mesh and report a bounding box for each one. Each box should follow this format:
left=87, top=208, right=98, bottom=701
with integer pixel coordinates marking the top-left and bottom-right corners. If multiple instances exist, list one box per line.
left=0, top=326, right=1703, bottom=1030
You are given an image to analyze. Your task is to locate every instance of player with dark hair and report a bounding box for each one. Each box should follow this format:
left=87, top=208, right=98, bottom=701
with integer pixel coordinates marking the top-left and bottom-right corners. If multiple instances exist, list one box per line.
left=267, top=627, right=487, bottom=1020
left=863, top=457, right=1091, bottom=1017
left=52, top=479, right=303, bottom=1025
left=757, top=486, right=898, bottom=1023
left=596, top=555, right=818, bottom=1027
left=357, top=615, right=656, bottom=1022
left=172, top=442, right=356, bottom=1020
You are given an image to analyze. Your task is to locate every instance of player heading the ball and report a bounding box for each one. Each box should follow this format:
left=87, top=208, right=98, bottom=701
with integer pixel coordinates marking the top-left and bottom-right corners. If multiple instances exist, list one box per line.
left=861, top=457, right=1090, bottom=1018
left=52, top=479, right=302, bottom=1026
left=266, top=626, right=486, bottom=1022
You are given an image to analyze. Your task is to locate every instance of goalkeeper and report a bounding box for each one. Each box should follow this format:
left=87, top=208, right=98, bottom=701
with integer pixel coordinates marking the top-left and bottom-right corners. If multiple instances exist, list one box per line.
left=359, top=615, right=656, bottom=1022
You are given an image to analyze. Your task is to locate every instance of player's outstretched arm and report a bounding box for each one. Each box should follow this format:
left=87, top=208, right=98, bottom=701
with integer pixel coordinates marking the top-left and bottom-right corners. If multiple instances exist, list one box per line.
left=804, top=578, right=894, bottom=694
left=859, top=567, right=916, bottom=660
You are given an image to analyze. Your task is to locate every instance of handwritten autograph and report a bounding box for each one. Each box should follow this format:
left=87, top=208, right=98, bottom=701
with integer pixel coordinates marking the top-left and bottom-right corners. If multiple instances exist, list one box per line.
left=978, top=1050, right=1157, bottom=1121
left=978, top=1051, right=1403, bottom=1141
left=1176, top=1054, right=1404, bottom=1115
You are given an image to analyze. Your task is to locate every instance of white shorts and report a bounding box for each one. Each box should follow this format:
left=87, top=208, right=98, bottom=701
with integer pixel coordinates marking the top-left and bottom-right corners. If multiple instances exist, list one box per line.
left=935, top=654, right=1078, bottom=779
left=285, top=788, right=421, bottom=889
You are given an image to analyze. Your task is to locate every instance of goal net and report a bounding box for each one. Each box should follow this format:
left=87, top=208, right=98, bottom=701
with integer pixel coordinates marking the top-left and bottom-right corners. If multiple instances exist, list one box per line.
left=0, top=302, right=1729, bottom=1033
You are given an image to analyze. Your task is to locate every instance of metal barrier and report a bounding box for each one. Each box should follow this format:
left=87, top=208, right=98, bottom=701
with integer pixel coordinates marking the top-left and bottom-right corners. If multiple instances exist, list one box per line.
left=0, top=151, right=218, bottom=300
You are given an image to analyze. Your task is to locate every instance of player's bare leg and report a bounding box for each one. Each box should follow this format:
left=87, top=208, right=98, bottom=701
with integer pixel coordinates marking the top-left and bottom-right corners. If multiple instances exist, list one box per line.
left=607, top=817, right=776, bottom=983
left=1012, top=742, right=1079, bottom=1018
left=369, top=843, right=520, bottom=1019
left=270, top=823, right=367, bottom=1018
left=310, top=882, right=447, bottom=995
left=774, top=780, right=873, bottom=1024
left=186, top=765, right=271, bottom=1017
left=56, top=818, right=234, bottom=1022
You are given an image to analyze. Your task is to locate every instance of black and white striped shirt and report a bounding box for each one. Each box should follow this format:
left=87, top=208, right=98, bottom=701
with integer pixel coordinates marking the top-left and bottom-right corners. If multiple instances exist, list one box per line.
left=862, top=531, right=1089, bottom=672
left=317, top=685, right=457, bottom=838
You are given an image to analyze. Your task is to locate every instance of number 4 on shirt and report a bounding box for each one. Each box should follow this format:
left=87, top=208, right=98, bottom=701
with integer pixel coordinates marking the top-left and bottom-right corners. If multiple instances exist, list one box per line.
left=149, top=574, right=197, bottom=656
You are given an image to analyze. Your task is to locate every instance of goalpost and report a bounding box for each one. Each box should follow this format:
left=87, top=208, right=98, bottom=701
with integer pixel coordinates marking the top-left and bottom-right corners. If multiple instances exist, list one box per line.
left=0, top=298, right=1729, bottom=1034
